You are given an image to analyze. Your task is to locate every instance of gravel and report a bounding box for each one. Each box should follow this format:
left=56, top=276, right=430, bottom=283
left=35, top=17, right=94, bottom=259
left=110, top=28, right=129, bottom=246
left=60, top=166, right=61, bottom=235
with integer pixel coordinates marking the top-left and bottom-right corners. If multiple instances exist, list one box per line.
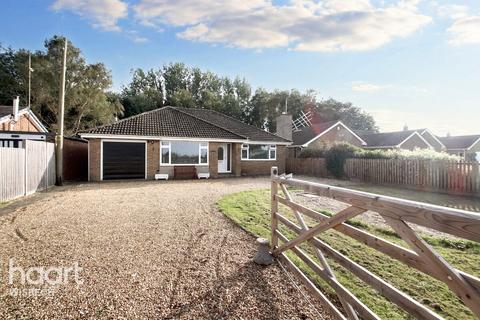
left=0, top=178, right=333, bottom=320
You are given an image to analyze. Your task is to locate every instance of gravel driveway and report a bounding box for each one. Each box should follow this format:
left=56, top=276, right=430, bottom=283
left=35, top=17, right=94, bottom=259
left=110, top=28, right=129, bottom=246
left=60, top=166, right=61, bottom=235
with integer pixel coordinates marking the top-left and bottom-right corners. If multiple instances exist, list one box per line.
left=0, top=178, right=331, bottom=320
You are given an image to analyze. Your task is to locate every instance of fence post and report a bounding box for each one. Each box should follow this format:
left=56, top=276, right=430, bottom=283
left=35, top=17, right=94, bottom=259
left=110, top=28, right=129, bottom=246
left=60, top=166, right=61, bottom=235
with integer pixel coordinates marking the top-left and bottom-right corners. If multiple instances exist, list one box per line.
left=271, top=166, right=279, bottom=251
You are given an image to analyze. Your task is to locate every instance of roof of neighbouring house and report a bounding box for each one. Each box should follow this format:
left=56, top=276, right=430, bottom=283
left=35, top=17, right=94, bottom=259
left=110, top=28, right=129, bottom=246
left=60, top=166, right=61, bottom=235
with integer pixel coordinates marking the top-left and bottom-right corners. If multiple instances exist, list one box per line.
left=0, top=105, right=29, bottom=118
left=292, top=120, right=340, bottom=146
left=0, top=105, right=48, bottom=133
left=439, top=135, right=480, bottom=150
left=80, top=106, right=290, bottom=143
left=292, top=120, right=366, bottom=146
left=357, top=130, right=428, bottom=148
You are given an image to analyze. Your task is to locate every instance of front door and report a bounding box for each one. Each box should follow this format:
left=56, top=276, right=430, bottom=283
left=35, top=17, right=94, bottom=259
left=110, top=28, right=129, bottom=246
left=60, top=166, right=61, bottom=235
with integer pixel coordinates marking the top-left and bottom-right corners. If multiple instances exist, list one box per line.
left=217, top=144, right=230, bottom=173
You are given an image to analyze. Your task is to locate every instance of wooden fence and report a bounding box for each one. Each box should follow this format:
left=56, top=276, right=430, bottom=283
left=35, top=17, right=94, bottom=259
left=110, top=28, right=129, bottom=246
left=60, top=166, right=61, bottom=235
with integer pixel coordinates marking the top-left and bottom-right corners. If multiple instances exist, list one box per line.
left=0, top=141, right=55, bottom=202
left=270, top=167, right=480, bottom=319
left=345, top=159, right=480, bottom=196
left=287, top=157, right=480, bottom=197
left=286, top=157, right=328, bottom=177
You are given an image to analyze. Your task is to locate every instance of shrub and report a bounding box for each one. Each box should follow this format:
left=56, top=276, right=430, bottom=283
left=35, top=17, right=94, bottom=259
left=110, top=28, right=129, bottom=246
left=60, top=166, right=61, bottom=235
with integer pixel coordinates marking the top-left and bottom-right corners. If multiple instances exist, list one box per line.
left=298, top=148, right=327, bottom=158
left=380, top=148, right=460, bottom=161
left=298, top=146, right=460, bottom=162
left=325, top=143, right=357, bottom=178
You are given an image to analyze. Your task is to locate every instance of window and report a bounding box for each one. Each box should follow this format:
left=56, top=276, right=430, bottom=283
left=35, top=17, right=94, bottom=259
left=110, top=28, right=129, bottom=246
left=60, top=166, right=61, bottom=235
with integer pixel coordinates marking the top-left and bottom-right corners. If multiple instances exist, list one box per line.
left=217, top=146, right=224, bottom=160
left=0, top=139, right=22, bottom=148
left=241, top=144, right=276, bottom=160
left=160, top=141, right=209, bottom=165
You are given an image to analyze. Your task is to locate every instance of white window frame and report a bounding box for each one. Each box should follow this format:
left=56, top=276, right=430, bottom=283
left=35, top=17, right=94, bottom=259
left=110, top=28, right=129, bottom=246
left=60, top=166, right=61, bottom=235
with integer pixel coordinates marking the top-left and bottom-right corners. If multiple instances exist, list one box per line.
left=241, top=144, right=276, bottom=161
left=160, top=140, right=209, bottom=166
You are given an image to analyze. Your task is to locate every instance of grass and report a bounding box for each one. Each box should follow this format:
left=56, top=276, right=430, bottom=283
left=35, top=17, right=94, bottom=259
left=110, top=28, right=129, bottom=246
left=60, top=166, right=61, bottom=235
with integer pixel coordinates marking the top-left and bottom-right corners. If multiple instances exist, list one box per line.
left=217, top=189, right=480, bottom=319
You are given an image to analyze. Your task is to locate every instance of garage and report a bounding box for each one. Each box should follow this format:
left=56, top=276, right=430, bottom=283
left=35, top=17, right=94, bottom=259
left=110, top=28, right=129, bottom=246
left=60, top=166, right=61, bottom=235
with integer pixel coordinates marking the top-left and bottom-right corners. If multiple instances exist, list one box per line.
left=102, top=141, right=146, bottom=180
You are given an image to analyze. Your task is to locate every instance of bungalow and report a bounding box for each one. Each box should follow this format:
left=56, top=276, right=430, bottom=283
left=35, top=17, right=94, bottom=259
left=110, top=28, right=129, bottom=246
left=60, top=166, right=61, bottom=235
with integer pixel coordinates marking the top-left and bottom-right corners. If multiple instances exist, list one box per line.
left=356, top=130, right=432, bottom=150
left=79, top=106, right=290, bottom=181
left=439, top=135, right=480, bottom=161
left=291, top=120, right=367, bottom=148
left=415, top=128, right=445, bottom=152
left=0, top=97, right=49, bottom=148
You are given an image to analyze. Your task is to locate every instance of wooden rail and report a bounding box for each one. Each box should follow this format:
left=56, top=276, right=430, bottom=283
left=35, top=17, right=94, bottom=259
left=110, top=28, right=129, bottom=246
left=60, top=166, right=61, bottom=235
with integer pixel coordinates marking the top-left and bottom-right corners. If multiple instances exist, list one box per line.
left=270, top=167, right=480, bottom=319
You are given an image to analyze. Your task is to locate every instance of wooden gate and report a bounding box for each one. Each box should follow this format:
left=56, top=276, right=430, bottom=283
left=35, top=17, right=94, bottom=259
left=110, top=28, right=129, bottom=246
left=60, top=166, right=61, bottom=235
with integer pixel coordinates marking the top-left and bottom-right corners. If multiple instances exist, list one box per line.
left=269, top=166, right=480, bottom=319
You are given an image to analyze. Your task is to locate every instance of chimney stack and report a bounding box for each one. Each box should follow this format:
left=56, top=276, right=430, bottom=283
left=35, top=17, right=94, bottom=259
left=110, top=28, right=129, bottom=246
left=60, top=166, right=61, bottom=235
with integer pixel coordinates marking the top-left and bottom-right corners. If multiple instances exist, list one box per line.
left=13, top=96, right=20, bottom=121
left=276, top=113, right=292, bottom=141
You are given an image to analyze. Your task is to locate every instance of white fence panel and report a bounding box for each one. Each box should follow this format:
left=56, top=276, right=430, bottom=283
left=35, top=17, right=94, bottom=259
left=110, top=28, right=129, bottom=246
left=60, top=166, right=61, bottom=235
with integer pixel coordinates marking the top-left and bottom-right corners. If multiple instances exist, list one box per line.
left=0, top=148, right=26, bottom=202
left=0, top=141, right=56, bottom=202
left=26, top=140, right=47, bottom=195
left=47, top=142, right=56, bottom=187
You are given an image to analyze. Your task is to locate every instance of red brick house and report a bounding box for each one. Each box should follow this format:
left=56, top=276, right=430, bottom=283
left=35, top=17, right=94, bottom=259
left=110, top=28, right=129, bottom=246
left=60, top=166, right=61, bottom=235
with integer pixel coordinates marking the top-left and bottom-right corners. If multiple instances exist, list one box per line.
left=0, top=97, right=49, bottom=148
left=415, top=128, right=446, bottom=152
left=79, top=106, right=290, bottom=181
left=288, top=120, right=367, bottom=156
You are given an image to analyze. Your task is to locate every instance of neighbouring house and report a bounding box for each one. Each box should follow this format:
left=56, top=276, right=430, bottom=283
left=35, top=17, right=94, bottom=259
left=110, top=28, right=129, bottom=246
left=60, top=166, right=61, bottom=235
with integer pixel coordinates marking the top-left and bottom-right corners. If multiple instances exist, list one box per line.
left=414, top=128, right=445, bottom=152
left=0, top=97, right=50, bottom=148
left=439, top=135, right=480, bottom=161
left=287, top=120, right=367, bottom=156
left=356, top=130, right=432, bottom=150
left=79, top=106, right=290, bottom=181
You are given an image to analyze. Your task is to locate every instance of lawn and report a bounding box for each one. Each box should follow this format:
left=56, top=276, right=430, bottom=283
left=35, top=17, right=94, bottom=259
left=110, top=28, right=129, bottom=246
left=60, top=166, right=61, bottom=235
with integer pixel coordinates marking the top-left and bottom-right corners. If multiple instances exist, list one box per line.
left=217, top=189, right=480, bottom=319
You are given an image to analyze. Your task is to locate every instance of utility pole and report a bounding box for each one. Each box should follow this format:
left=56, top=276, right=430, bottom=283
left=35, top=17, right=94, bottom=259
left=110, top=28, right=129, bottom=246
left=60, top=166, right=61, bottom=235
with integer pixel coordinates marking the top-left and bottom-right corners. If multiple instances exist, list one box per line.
left=28, top=53, right=33, bottom=108
left=56, top=37, right=67, bottom=186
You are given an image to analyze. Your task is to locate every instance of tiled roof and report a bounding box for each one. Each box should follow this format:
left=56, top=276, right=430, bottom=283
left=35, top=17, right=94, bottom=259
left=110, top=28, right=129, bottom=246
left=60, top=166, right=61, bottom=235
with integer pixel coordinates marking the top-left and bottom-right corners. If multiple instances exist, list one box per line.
left=292, top=120, right=340, bottom=146
left=439, top=135, right=480, bottom=150
left=0, top=105, right=28, bottom=119
left=176, top=107, right=289, bottom=143
left=81, top=106, right=289, bottom=143
left=357, top=130, right=419, bottom=148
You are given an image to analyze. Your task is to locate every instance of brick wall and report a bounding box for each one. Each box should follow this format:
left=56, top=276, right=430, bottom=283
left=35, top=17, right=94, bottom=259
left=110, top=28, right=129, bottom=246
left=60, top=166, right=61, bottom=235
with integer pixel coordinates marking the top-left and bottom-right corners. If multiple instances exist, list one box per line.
left=308, top=125, right=363, bottom=148
left=240, top=145, right=286, bottom=176
left=400, top=134, right=430, bottom=150
left=208, top=142, right=221, bottom=178
left=1, top=114, right=41, bottom=132
left=147, top=140, right=160, bottom=179
left=232, top=143, right=241, bottom=177
left=89, top=139, right=101, bottom=181
left=88, top=139, right=287, bottom=180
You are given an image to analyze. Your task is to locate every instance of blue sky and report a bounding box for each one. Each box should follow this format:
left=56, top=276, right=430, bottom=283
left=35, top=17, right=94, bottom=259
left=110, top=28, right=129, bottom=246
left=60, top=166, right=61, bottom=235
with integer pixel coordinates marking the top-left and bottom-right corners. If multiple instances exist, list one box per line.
left=2, top=0, right=480, bottom=135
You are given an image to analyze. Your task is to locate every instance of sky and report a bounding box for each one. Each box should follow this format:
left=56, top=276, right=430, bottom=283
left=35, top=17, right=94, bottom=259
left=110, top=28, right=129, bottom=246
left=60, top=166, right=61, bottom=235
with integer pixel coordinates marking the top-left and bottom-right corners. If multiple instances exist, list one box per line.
left=2, top=0, right=480, bottom=136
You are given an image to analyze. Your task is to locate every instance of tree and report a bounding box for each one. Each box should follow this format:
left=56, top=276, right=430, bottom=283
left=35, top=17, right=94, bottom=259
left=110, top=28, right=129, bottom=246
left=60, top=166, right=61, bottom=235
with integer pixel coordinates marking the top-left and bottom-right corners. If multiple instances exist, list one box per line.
left=121, top=68, right=162, bottom=118
left=314, top=98, right=378, bottom=132
left=0, top=36, right=123, bottom=134
left=117, top=62, right=379, bottom=133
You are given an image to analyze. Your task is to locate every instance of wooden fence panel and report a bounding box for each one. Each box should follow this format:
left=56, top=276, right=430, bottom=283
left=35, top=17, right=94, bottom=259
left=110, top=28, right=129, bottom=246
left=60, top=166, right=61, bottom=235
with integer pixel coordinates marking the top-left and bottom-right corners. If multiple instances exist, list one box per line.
left=288, top=157, right=480, bottom=197
left=343, top=159, right=479, bottom=197
left=0, top=148, right=26, bottom=202
left=26, top=140, right=47, bottom=195
left=0, top=141, right=55, bottom=202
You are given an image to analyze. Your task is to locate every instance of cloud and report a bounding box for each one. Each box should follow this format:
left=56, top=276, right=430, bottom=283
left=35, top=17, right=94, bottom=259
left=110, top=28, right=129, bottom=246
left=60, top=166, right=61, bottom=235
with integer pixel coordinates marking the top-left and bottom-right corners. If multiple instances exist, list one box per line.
left=133, top=0, right=432, bottom=51
left=126, top=30, right=149, bottom=43
left=352, top=82, right=391, bottom=92
left=447, top=15, right=480, bottom=45
left=436, top=4, right=469, bottom=19
left=52, top=0, right=128, bottom=31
